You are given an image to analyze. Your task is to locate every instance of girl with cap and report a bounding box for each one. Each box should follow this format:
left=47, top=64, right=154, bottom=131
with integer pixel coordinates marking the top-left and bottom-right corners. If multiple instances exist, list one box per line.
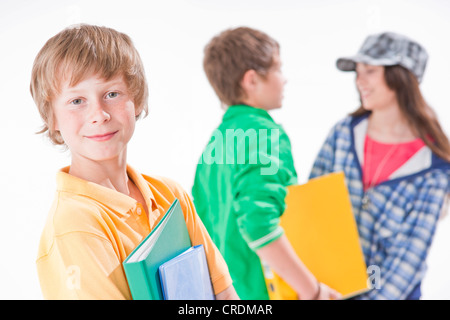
left=310, top=32, right=450, bottom=300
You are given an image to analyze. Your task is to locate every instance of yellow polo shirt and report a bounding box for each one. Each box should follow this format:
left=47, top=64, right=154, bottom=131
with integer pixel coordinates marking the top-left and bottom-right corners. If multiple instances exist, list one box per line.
left=36, top=165, right=232, bottom=299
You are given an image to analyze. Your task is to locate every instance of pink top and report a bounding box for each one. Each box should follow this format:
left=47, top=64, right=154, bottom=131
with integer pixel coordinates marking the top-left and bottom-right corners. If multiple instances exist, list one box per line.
left=363, top=135, right=426, bottom=190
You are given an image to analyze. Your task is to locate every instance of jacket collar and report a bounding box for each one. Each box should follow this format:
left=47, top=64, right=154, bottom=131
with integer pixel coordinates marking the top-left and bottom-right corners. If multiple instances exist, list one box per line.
left=350, top=114, right=449, bottom=180
left=223, top=104, right=274, bottom=122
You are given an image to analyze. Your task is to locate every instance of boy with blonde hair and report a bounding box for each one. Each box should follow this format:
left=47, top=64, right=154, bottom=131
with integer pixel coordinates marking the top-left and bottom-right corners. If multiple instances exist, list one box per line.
left=192, top=27, right=340, bottom=300
left=31, top=24, right=237, bottom=300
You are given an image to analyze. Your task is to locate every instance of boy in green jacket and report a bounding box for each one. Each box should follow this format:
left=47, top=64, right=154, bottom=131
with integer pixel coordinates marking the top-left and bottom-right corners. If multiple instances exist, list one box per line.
left=192, top=27, right=340, bottom=300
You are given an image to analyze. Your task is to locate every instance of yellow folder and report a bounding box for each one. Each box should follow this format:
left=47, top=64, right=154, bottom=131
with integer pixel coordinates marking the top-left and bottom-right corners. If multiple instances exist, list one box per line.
left=271, top=172, right=369, bottom=299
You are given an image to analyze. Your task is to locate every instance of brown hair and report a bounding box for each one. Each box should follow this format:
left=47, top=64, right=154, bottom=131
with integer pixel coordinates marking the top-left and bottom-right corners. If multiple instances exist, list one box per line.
left=351, top=65, right=450, bottom=161
left=203, top=27, right=279, bottom=107
left=30, top=24, right=148, bottom=145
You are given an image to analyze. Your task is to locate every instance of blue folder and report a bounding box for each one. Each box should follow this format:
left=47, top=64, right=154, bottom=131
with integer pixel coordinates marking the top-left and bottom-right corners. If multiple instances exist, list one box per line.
left=158, top=245, right=215, bottom=300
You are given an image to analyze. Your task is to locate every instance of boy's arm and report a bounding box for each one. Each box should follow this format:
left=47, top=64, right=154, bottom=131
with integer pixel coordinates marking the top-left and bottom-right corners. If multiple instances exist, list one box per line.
left=256, top=234, right=341, bottom=300
left=232, top=130, right=295, bottom=252
left=215, top=285, right=240, bottom=300
left=37, top=231, right=130, bottom=300
left=232, top=130, right=340, bottom=300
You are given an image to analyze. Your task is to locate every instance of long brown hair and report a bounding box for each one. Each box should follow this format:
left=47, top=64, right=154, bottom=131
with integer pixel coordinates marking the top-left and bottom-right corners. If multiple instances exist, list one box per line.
left=351, top=65, right=450, bottom=161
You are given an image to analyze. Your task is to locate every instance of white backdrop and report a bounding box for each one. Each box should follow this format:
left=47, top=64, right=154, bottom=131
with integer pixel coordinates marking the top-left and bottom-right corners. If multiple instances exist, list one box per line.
left=0, top=0, right=448, bottom=299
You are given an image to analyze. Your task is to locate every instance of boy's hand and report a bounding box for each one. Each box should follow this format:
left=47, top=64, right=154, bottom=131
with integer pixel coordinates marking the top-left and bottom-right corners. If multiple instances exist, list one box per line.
left=316, top=282, right=342, bottom=300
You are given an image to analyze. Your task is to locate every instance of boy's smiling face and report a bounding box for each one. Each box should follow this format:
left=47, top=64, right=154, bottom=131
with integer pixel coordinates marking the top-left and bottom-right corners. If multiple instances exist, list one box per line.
left=51, top=73, right=137, bottom=164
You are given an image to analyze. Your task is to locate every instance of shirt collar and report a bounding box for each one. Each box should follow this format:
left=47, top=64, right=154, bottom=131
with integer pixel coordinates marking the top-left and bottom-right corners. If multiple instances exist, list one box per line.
left=56, top=165, right=157, bottom=215
left=223, top=104, right=274, bottom=122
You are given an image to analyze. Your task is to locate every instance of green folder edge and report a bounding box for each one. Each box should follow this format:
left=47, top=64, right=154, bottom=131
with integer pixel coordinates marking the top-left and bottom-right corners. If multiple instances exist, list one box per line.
left=123, top=198, right=192, bottom=300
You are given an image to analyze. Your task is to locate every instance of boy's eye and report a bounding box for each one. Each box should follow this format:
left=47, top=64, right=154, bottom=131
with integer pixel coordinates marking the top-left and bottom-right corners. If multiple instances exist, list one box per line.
left=71, top=98, right=83, bottom=105
left=106, top=92, right=119, bottom=99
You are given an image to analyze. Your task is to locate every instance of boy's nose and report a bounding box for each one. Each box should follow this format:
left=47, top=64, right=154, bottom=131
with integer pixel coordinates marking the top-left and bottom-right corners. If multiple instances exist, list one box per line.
left=89, top=101, right=111, bottom=124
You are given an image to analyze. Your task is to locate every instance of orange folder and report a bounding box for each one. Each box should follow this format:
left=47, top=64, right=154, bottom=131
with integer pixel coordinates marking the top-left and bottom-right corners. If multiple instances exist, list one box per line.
left=270, top=172, right=369, bottom=299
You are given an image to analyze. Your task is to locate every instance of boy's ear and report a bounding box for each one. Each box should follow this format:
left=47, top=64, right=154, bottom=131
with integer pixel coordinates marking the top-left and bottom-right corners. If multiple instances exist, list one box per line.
left=52, top=117, right=59, bottom=132
left=135, top=105, right=144, bottom=118
left=240, top=69, right=259, bottom=94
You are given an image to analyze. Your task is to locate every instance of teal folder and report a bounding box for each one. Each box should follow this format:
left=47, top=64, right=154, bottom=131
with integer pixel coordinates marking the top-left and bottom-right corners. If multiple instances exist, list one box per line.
left=123, top=199, right=191, bottom=300
left=158, top=245, right=215, bottom=300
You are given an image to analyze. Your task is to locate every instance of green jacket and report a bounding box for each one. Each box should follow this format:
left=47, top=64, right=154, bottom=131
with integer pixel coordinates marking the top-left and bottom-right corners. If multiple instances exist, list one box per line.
left=192, top=105, right=297, bottom=299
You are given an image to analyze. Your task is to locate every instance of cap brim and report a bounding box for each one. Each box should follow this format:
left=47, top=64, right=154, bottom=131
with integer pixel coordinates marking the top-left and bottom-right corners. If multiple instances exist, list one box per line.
left=336, top=57, right=357, bottom=72
left=336, top=54, right=399, bottom=71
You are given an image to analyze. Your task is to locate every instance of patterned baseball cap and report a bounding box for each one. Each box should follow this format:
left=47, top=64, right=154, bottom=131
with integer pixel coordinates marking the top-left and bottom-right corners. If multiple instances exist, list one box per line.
left=336, top=32, right=428, bottom=82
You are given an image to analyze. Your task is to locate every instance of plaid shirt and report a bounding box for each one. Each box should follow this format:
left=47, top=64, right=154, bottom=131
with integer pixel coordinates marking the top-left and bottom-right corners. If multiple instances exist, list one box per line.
left=310, top=114, right=450, bottom=300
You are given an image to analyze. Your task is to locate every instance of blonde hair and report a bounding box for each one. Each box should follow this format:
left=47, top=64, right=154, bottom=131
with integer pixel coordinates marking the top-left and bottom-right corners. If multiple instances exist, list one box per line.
left=30, top=24, right=148, bottom=145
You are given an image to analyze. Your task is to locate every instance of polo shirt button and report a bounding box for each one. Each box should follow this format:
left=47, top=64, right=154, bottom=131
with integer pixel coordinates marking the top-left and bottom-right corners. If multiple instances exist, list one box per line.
left=136, top=207, right=142, bottom=215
